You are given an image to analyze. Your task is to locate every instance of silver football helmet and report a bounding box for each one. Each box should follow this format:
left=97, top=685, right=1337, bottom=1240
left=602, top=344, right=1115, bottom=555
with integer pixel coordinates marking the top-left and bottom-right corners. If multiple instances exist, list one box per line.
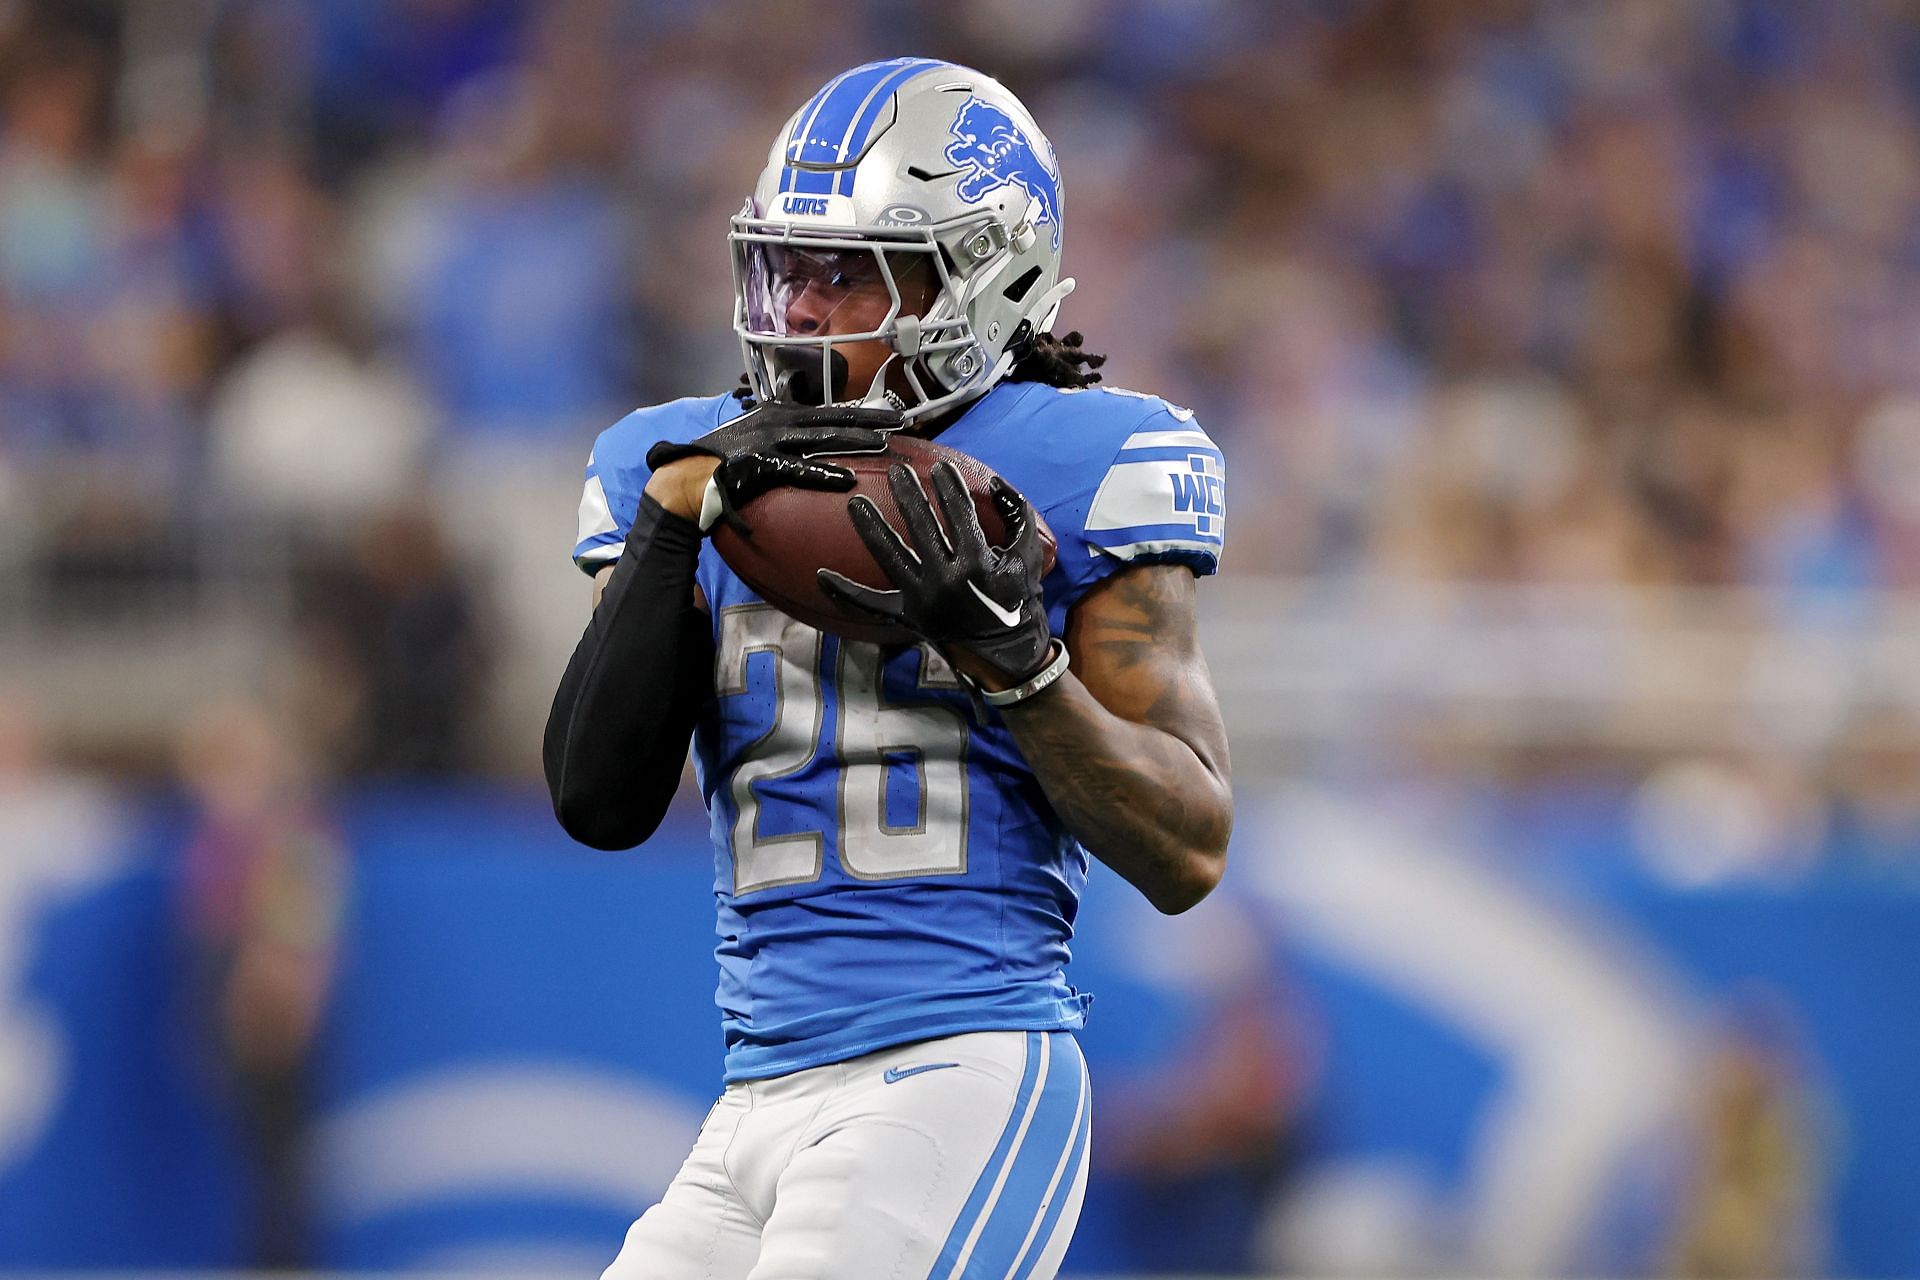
left=729, top=57, right=1074, bottom=420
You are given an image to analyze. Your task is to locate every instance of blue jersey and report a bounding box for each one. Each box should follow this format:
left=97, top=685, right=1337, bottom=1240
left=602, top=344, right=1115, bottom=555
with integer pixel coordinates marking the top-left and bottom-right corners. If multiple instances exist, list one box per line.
left=572, top=380, right=1226, bottom=1081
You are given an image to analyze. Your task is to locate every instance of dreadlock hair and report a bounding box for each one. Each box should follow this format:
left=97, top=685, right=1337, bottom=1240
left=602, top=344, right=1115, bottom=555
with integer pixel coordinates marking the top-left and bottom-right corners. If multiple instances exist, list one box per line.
left=1006, top=330, right=1106, bottom=389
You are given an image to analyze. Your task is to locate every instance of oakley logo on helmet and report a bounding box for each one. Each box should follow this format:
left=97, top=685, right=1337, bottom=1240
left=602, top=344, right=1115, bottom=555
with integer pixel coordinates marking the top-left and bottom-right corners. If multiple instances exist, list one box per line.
left=945, top=98, right=1062, bottom=250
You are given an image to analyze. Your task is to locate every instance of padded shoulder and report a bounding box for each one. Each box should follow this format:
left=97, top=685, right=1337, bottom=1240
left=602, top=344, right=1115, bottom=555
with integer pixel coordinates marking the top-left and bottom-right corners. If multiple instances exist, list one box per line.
left=962, top=384, right=1224, bottom=618
left=572, top=393, right=743, bottom=574
left=956, top=385, right=1228, bottom=629
left=1079, top=395, right=1224, bottom=571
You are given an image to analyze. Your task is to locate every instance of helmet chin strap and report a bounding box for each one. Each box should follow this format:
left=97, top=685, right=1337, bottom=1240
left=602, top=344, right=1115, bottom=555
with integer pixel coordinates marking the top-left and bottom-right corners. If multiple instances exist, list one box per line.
left=1031, top=277, right=1076, bottom=333
left=859, top=316, right=919, bottom=411
left=855, top=353, right=907, bottom=412
left=765, top=344, right=905, bottom=412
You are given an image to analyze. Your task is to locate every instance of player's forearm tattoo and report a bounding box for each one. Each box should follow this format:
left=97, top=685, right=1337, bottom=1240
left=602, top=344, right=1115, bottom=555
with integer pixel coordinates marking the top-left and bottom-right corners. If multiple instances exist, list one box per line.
left=998, top=566, right=1232, bottom=912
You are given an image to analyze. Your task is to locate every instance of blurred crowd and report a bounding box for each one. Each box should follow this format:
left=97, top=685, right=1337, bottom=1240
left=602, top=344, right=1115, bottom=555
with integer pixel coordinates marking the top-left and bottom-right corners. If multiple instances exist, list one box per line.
left=1146, top=0, right=1920, bottom=597
left=8, top=0, right=1920, bottom=842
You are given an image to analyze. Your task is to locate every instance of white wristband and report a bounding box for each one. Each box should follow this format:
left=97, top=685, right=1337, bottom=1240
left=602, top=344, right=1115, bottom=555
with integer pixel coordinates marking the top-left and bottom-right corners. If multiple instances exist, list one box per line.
left=696, top=475, right=725, bottom=533
left=980, top=639, right=1070, bottom=708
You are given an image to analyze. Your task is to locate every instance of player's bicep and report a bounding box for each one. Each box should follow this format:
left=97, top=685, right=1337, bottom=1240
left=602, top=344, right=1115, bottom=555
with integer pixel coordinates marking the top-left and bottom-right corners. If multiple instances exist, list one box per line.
left=1063, top=562, right=1229, bottom=782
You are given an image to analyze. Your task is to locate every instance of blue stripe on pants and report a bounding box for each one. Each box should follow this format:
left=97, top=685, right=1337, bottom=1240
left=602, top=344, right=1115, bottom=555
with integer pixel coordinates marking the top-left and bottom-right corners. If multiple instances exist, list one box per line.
left=1008, top=1069, right=1091, bottom=1280
left=929, top=1033, right=1088, bottom=1279
left=926, top=1031, right=1043, bottom=1279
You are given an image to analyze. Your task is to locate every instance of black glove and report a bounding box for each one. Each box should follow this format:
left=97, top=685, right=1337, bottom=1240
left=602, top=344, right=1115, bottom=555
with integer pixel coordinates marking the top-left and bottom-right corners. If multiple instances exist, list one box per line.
left=645, top=401, right=900, bottom=536
left=818, top=461, right=1053, bottom=683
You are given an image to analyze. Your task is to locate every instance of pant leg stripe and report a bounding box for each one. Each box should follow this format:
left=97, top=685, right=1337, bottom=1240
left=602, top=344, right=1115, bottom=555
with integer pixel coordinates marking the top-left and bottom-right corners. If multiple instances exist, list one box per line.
left=960, top=1034, right=1088, bottom=1278
left=927, top=1031, right=1047, bottom=1280
left=1008, top=1046, right=1091, bottom=1280
left=947, top=1034, right=1055, bottom=1278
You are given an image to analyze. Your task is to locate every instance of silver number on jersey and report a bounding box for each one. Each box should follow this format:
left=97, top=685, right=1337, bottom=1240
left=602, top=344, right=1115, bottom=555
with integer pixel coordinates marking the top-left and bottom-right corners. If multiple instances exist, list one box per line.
left=836, top=642, right=968, bottom=879
left=717, top=605, right=826, bottom=893
left=716, top=608, right=969, bottom=892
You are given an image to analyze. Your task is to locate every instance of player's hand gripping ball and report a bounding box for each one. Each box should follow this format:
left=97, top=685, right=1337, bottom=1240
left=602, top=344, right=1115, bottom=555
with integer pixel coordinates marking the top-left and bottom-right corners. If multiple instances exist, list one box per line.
left=645, top=400, right=901, bottom=535
left=712, top=433, right=1056, bottom=649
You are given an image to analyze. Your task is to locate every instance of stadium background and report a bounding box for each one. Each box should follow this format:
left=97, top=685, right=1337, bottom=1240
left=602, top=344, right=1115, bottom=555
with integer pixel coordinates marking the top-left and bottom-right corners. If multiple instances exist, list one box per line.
left=3, top=0, right=1919, bottom=1274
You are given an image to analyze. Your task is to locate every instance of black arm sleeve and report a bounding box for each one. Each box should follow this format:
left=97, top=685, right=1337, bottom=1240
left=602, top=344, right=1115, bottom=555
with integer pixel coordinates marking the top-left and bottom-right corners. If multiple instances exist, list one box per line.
left=543, top=493, right=714, bottom=850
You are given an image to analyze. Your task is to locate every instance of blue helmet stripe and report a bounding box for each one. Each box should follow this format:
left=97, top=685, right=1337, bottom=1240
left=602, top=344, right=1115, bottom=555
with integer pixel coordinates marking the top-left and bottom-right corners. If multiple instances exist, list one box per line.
left=833, top=57, right=949, bottom=195
left=782, top=164, right=836, bottom=196
left=780, top=64, right=863, bottom=195
left=781, top=59, right=947, bottom=201
left=789, top=61, right=898, bottom=166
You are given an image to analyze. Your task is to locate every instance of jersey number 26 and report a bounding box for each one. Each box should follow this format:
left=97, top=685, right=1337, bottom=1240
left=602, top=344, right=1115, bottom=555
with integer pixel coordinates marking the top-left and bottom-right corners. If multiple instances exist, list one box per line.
left=717, top=605, right=971, bottom=893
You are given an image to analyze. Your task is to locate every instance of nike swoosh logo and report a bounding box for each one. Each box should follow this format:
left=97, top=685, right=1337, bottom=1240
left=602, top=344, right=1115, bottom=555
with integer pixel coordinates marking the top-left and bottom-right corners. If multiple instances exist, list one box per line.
left=966, top=581, right=1024, bottom=629
left=883, top=1062, right=960, bottom=1084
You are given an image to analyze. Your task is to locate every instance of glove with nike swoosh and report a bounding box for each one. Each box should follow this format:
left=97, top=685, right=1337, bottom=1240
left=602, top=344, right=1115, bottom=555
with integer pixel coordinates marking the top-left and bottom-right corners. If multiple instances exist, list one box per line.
left=818, top=460, right=1054, bottom=685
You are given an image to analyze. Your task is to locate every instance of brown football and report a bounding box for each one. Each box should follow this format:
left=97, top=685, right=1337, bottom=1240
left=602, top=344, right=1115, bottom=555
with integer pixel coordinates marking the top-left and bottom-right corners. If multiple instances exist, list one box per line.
left=711, top=433, right=1056, bottom=645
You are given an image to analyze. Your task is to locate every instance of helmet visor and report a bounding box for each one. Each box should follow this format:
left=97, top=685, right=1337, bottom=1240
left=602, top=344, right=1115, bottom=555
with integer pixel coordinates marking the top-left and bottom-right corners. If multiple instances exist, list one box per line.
left=735, top=238, right=934, bottom=340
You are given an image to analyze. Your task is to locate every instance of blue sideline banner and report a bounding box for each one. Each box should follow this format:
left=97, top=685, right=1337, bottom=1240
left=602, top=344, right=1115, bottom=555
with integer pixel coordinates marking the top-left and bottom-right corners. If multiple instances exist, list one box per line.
left=0, top=786, right=1915, bottom=1275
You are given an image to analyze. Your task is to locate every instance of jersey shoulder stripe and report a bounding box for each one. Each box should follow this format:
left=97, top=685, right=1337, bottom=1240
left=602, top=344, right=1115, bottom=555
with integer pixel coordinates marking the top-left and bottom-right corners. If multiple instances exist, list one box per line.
left=571, top=393, right=741, bottom=574
left=575, top=454, right=622, bottom=570
left=956, top=383, right=1225, bottom=616
left=1080, top=401, right=1225, bottom=572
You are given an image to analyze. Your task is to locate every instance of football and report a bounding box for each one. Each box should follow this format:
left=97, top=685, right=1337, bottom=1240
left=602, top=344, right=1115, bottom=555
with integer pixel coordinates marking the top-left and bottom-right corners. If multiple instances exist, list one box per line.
left=712, top=433, right=1057, bottom=645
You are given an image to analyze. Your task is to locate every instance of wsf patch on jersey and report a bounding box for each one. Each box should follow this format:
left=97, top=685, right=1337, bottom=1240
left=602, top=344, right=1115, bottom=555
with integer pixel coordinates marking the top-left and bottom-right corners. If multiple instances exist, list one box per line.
left=1083, top=425, right=1226, bottom=564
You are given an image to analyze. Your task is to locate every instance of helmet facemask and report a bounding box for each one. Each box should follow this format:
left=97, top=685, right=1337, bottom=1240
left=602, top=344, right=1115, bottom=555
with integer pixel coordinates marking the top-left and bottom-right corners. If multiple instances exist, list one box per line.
left=729, top=203, right=1036, bottom=420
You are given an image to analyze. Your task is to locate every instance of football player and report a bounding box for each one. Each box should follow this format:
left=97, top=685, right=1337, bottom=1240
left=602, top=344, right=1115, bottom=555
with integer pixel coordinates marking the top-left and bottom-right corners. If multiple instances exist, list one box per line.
left=546, top=57, right=1231, bottom=1279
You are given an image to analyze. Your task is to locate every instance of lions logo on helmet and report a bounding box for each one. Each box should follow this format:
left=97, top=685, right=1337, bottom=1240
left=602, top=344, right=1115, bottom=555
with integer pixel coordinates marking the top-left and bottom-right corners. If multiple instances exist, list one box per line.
left=946, top=98, right=1063, bottom=251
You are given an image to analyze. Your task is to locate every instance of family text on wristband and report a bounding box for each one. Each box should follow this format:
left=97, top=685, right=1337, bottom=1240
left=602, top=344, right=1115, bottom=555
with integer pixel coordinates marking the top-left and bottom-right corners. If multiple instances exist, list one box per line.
left=979, top=639, right=1071, bottom=708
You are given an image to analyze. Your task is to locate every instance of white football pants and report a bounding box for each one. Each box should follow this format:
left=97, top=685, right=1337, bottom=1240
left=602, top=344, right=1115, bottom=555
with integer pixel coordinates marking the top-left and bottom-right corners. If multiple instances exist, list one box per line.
left=602, top=1029, right=1091, bottom=1280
